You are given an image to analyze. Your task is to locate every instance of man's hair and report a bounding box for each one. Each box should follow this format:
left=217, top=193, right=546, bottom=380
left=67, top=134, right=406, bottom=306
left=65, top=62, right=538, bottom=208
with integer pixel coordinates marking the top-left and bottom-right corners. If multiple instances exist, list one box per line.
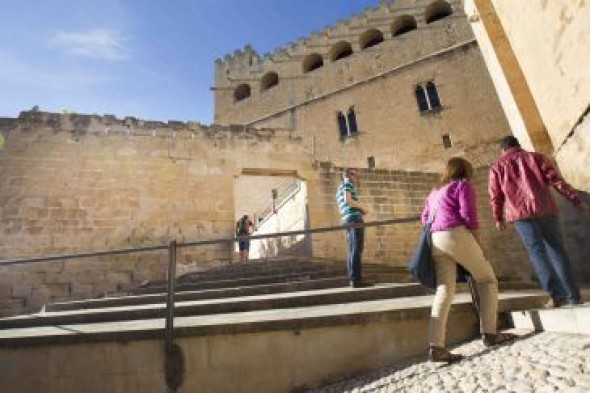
left=343, top=167, right=357, bottom=179
left=441, top=157, right=474, bottom=185
left=499, top=135, right=520, bottom=149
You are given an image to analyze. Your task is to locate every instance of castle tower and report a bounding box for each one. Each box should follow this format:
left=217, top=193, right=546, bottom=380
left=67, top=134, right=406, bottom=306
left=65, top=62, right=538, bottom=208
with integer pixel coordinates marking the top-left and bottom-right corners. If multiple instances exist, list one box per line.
left=211, top=0, right=511, bottom=171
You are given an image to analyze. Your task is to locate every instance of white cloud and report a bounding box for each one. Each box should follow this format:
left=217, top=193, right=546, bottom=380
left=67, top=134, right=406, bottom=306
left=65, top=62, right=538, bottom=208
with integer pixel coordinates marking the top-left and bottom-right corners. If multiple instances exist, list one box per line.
left=49, top=28, right=129, bottom=61
left=0, top=50, right=118, bottom=90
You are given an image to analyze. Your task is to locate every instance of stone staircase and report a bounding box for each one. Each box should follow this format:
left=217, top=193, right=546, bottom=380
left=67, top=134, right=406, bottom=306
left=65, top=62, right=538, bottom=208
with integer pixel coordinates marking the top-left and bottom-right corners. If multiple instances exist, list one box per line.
left=0, top=257, right=551, bottom=393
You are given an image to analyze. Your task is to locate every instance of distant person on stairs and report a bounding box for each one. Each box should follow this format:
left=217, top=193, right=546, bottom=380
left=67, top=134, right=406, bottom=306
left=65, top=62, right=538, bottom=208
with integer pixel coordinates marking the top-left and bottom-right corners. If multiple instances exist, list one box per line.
left=422, top=157, right=515, bottom=364
left=489, top=135, right=588, bottom=308
left=336, top=168, right=371, bottom=288
left=236, top=214, right=254, bottom=262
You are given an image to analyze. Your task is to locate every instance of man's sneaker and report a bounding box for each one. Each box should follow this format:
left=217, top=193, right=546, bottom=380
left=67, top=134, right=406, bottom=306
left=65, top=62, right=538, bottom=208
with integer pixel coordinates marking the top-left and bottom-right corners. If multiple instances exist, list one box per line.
left=545, top=298, right=567, bottom=308
left=350, top=281, right=374, bottom=288
left=482, top=332, right=517, bottom=347
left=567, top=299, right=585, bottom=306
left=428, top=346, right=464, bottom=363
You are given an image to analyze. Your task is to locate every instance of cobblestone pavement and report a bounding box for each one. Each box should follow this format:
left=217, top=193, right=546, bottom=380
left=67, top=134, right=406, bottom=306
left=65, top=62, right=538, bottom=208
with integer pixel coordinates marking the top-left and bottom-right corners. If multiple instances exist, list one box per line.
left=305, top=331, right=590, bottom=393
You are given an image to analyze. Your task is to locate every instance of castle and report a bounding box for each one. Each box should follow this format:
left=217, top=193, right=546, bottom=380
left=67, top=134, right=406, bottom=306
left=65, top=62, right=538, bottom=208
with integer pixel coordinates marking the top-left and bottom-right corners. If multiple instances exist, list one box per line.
left=213, top=0, right=509, bottom=171
left=0, top=0, right=588, bottom=319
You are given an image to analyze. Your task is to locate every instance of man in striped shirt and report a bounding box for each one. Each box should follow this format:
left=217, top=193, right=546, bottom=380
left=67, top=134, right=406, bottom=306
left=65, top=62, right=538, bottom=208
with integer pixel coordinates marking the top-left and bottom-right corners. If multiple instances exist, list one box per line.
left=337, top=168, right=371, bottom=288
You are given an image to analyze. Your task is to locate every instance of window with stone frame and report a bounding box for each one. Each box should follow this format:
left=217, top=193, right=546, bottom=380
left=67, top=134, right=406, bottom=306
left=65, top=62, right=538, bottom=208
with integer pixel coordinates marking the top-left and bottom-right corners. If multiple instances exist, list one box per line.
left=415, top=81, right=442, bottom=113
left=337, top=107, right=359, bottom=139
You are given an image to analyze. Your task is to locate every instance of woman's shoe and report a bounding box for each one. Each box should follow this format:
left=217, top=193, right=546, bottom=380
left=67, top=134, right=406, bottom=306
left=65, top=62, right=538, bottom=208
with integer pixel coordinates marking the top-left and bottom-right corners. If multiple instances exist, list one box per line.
left=428, top=346, right=464, bottom=363
left=482, top=332, right=517, bottom=347
left=545, top=298, right=567, bottom=308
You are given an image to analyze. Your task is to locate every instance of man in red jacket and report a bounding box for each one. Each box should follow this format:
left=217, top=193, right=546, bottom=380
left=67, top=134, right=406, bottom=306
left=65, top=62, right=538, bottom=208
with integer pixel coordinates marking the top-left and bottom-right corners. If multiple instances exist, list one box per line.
left=489, top=135, right=588, bottom=307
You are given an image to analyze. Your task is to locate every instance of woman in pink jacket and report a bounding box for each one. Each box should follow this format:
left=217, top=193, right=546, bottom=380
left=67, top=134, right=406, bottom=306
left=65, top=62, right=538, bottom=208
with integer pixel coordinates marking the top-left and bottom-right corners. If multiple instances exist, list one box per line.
left=422, top=157, right=515, bottom=363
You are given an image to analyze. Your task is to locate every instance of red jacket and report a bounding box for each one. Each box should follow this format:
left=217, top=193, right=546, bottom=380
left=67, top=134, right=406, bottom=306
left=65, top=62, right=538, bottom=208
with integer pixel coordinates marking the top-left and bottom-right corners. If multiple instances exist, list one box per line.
left=488, top=147, right=581, bottom=223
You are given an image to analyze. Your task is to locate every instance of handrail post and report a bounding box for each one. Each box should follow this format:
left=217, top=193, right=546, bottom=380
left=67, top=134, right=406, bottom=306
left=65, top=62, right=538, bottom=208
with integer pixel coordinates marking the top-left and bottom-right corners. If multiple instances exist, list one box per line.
left=164, top=239, right=177, bottom=351
left=164, top=240, right=184, bottom=391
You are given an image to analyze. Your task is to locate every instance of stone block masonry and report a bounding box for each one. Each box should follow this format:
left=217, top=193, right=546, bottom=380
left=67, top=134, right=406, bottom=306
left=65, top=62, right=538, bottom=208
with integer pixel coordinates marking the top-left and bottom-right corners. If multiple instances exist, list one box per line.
left=307, top=165, right=532, bottom=281
left=0, top=110, right=584, bottom=317
left=213, top=0, right=511, bottom=174
left=0, top=110, right=312, bottom=317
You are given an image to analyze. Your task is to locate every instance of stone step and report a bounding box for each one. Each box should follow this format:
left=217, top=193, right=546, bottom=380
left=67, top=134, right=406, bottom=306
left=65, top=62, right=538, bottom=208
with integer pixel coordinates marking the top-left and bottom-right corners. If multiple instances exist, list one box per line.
left=0, top=289, right=555, bottom=393
left=0, top=283, right=431, bottom=329
left=133, top=270, right=408, bottom=295
left=0, top=290, right=549, bottom=348
left=163, top=260, right=407, bottom=285
left=48, top=275, right=537, bottom=314
left=47, top=276, right=361, bottom=312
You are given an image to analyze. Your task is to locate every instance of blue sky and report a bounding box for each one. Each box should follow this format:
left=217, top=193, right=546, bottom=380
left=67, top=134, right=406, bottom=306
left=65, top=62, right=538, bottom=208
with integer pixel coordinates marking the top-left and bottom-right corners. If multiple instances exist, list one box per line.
left=0, top=0, right=379, bottom=124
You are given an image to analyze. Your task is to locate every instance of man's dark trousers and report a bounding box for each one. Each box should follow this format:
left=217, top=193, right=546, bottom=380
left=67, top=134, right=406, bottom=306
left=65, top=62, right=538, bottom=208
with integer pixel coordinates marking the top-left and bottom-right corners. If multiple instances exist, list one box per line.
left=513, top=215, right=581, bottom=303
left=346, top=215, right=364, bottom=284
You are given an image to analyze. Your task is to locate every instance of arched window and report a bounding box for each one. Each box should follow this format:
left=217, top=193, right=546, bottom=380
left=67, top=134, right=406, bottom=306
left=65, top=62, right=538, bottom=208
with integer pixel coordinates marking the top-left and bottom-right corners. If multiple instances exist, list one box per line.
left=261, top=72, right=279, bottom=91
left=392, top=15, right=418, bottom=37
left=415, top=81, right=442, bottom=112
left=425, top=0, right=453, bottom=24
left=337, top=112, right=348, bottom=138
left=426, top=81, right=441, bottom=109
left=415, top=85, right=430, bottom=112
left=359, top=28, right=384, bottom=50
left=303, top=53, right=324, bottom=73
left=337, top=107, right=359, bottom=139
left=234, top=84, right=251, bottom=102
left=330, top=41, right=353, bottom=62
left=347, top=108, right=358, bottom=134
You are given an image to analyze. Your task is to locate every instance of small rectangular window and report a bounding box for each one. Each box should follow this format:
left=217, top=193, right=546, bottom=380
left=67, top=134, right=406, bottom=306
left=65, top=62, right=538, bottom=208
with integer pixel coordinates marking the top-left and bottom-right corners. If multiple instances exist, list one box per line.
left=367, top=156, right=375, bottom=169
left=442, top=134, right=452, bottom=149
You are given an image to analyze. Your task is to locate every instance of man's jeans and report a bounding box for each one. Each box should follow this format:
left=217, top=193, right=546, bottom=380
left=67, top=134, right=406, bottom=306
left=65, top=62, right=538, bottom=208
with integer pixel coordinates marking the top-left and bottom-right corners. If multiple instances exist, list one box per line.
left=514, top=215, right=581, bottom=303
left=345, top=215, right=364, bottom=283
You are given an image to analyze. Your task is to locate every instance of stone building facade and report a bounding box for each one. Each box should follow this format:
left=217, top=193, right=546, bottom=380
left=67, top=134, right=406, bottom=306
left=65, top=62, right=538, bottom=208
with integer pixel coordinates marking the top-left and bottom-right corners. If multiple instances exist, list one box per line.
left=0, top=111, right=538, bottom=316
left=213, top=0, right=511, bottom=172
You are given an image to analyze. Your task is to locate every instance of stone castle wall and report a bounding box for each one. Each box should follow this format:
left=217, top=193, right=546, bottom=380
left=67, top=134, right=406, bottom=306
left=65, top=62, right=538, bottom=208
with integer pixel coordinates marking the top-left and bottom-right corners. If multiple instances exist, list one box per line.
left=464, top=0, right=590, bottom=193
left=2, top=111, right=588, bottom=316
left=309, top=165, right=533, bottom=281
left=214, top=0, right=469, bottom=124
left=0, top=111, right=313, bottom=316
left=491, top=0, right=590, bottom=194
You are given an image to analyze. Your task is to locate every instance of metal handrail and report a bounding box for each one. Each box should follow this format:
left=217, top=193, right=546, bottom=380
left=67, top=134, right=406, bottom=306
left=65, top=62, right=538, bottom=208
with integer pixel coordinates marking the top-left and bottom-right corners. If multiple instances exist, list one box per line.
left=181, top=216, right=421, bottom=248
left=0, top=216, right=420, bottom=266
left=0, top=215, right=421, bottom=391
left=0, top=244, right=167, bottom=267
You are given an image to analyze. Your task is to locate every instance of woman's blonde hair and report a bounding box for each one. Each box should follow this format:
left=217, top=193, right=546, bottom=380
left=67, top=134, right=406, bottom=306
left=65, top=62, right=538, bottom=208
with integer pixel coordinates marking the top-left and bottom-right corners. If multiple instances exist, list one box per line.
left=440, top=157, right=473, bottom=185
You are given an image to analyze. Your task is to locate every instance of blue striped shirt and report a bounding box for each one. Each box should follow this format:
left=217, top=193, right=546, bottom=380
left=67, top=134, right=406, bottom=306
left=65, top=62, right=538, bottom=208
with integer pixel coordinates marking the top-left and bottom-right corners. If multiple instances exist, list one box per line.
left=336, top=179, right=363, bottom=221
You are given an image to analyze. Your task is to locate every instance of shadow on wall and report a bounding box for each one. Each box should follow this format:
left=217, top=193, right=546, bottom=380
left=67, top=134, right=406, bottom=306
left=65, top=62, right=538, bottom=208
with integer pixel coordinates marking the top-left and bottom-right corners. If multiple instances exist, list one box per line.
left=558, top=190, right=590, bottom=285
left=256, top=237, right=308, bottom=259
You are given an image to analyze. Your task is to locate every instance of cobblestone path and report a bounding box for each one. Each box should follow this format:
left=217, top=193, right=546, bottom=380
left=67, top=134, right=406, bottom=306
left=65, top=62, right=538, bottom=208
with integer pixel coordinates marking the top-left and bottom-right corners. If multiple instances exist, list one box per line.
left=306, top=331, right=590, bottom=393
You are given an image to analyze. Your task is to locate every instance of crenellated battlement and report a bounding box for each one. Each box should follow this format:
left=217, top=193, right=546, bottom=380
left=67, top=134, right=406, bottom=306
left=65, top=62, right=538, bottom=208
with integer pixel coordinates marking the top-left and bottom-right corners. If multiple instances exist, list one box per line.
left=216, top=44, right=261, bottom=67
left=2, top=110, right=298, bottom=143
left=214, top=0, right=454, bottom=71
left=214, top=0, right=468, bottom=125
